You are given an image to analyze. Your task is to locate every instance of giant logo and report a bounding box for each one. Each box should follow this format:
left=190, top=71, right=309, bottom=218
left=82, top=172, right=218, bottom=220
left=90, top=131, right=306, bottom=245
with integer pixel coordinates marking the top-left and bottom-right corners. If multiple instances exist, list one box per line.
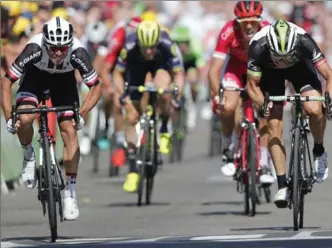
left=19, top=51, right=41, bottom=67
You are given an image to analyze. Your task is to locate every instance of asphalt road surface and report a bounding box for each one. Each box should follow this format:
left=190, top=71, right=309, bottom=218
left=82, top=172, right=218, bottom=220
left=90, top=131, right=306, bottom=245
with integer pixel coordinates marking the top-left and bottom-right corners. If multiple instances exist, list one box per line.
left=1, top=105, right=332, bottom=248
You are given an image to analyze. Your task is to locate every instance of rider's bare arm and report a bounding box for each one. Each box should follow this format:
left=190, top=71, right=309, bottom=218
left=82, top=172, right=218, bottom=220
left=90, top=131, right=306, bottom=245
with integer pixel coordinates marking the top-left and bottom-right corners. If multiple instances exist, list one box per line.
left=1, top=76, right=13, bottom=120
left=208, top=57, right=226, bottom=98
left=316, top=62, right=332, bottom=95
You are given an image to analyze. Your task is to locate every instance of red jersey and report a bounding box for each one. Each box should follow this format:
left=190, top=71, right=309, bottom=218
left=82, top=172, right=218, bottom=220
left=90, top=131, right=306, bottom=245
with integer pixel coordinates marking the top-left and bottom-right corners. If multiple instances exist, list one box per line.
left=212, top=19, right=270, bottom=64
left=105, top=17, right=141, bottom=68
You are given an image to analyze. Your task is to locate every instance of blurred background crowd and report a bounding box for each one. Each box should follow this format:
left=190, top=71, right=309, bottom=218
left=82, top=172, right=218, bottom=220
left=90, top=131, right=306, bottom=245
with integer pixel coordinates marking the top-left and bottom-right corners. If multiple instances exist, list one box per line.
left=2, top=1, right=332, bottom=74
left=1, top=0, right=332, bottom=193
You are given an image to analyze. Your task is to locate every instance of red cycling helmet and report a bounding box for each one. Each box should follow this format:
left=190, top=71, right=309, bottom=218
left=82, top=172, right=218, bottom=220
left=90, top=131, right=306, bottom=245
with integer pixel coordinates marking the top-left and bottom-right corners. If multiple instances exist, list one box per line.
left=127, top=16, right=142, bottom=29
left=234, top=0, right=263, bottom=19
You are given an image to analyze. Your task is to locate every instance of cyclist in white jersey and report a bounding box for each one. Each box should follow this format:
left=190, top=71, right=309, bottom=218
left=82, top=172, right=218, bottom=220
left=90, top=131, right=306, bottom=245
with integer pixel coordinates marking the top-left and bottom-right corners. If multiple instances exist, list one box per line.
left=1, top=16, right=102, bottom=220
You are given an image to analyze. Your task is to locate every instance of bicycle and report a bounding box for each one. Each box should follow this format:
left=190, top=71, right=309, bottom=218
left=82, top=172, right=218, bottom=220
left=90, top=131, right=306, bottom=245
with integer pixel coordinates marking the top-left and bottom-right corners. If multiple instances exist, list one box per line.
left=219, top=87, right=262, bottom=217
left=169, top=95, right=187, bottom=163
left=11, top=90, right=80, bottom=242
left=124, top=84, right=178, bottom=206
left=208, top=112, right=222, bottom=158
left=262, top=92, right=331, bottom=231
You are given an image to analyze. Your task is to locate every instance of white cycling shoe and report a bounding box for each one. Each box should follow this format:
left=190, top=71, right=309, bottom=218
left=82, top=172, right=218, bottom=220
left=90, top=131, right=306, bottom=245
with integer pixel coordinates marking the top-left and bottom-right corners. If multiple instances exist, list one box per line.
left=63, top=196, right=79, bottom=221
left=21, top=146, right=37, bottom=189
left=273, top=187, right=289, bottom=209
left=314, top=152, right=328, bottom=183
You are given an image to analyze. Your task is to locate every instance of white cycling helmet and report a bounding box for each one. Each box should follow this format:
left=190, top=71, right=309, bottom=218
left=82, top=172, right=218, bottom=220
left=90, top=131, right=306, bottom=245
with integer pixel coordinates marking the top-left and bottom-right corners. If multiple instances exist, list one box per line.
left=43, top=16, right=74, bottom=46
left=267, top=19, right=298, bottom=56
left=86, top=21, right=108, bottom=44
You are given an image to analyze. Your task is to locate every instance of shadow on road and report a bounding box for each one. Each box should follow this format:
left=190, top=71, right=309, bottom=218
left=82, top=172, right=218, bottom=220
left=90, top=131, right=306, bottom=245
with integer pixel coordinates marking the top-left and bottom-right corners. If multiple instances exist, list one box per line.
left=201, top=201, right=243, bottom=206
left=106, top=202, right=171, bottom=208
left=196, top=210, right=271, bottom=216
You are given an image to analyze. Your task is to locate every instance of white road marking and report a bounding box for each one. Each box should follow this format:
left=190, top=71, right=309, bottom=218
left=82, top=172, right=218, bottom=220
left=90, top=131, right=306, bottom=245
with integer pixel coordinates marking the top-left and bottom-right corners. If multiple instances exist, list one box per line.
left=45, top=237, right=131, bottom=243
left=191, top=234, right=266, bottom=241
left=1, top=242, right=30, bottom=248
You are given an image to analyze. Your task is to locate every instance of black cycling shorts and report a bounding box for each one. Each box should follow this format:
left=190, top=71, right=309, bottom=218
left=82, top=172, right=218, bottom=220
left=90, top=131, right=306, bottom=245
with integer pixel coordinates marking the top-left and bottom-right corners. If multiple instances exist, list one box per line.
left=260, top=61, right=322, bottom=97
left=126, top=61, right=172, bottom=101
left=184, top=59, right=196, bottom=73
left=16, top=65, right=79, bottom=122
left=260, top=61, right=322, bottom=119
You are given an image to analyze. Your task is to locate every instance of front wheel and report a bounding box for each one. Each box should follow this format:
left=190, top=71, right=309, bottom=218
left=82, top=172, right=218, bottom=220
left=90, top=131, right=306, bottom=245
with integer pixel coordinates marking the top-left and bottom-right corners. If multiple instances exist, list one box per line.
left=43, top=137, right=57, bottom=242
left=292, top=126, right=301, bottom=231
left=247, top=124, right=258, bottom=217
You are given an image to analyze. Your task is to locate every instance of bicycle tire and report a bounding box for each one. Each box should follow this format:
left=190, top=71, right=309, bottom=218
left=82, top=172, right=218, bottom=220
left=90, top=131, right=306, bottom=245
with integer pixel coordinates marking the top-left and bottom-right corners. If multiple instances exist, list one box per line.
left=299, top=137, right=307, bottom=228
left=137, top=124, right=149, bottom=206
left=146, top=120, right=157, bottom=205
left=208, top=115, right=218, bottom=157
left=263, top=186, right=271, bottom=203
left=38, top=166, right=47, bottom=216
left=92, top=110, right=101, bottom=174
left=109, top=134, right=119, bottom=177
left=43, top=136, right=57, bottom=242
left=292, top=124, right=301, bottom=231
left=176, top=106, right=187, bottom=161
left=248, top=123, right=257, bottom=217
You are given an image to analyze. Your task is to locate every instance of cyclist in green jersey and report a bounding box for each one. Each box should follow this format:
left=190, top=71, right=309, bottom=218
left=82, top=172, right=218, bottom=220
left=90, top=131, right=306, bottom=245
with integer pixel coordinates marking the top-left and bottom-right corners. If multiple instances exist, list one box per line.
left=171, top=25, right=206, bottom=129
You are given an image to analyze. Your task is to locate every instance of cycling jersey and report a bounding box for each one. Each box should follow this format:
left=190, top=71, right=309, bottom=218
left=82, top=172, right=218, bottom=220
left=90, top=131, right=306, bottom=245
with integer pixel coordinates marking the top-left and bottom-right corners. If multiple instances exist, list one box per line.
left=247, top=23, right=324, bottom=104
left=247, top=23, right=326, bottom=76
left=212, top=19, right=269, bottom=88
left=115, top=30, right=183, bottom=73
left=5, top=33, right=99, bottom=88
left=105, top=21, right=170, bottom=69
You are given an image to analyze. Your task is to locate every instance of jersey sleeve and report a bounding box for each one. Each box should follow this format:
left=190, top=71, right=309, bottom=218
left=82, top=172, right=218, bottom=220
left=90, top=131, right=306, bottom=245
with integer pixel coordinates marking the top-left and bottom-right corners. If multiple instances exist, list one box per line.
left=160, top=31, right=184, bottom=72
left=114, top=33, right=136, bottom=73
left=300, top=33, right=327, bottom=67
left=105, top=27, right=126, bottom=67
left=5, top=43, right=42, bottom=83
left=247, top=40, right=264, bottom=77
left=212, top=21, right=234, bottom=60
left=70, top=47, right=100, bottom=88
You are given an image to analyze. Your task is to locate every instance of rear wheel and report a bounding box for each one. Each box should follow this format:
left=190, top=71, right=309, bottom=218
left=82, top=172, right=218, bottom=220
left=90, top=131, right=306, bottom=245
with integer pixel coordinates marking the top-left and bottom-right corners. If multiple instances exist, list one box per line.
left=109, top=134, right=119, bottom=177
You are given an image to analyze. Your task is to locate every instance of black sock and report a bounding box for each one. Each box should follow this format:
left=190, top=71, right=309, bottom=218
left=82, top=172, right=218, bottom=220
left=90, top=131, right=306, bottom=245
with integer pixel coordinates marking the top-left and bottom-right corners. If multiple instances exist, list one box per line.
left=313, top=143, right=324, bottom=156
left=277, top=174, right=287, bottom=190
left=159, top=115, right=168, bottom=133
left=127, top=149, right=137, bottom=173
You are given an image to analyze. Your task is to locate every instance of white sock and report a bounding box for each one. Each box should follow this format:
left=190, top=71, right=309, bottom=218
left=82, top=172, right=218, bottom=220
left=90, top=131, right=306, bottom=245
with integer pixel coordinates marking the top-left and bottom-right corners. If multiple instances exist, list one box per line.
left=222, top=135, right=232, bottom=151
left=260, top=147, right=268, bottom=167
left=64, top=175, right=76, bottom=198
left=229, top=131, right=238, bottom=152
left=22, top=143, right=35, bottom=161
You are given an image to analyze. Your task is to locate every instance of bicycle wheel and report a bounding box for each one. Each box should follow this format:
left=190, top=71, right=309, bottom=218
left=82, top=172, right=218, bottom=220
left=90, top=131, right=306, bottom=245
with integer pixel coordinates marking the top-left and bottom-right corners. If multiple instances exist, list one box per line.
left=208, top=115, right=219, bottom=157
left=146, top=120, right=158, bottom=205
left=43, top=136, right=57, bottom=242
left=247, top=123, right=258, bottom=217
left=137, top=123, right=149, bottom=206
left=109, top=134, right=119, bottom=177
left=299, top=136, right=307, bottom=229
left=92, top=109, right=101, bottom=174
left=292, top=124, right=301, bottom=231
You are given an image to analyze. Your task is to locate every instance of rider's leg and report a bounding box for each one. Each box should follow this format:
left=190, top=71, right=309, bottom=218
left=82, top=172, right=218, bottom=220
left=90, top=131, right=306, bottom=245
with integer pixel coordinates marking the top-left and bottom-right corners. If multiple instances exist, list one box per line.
left=259, top=118, right=275, bottom=184
left=123, top=100, right=141, bottom=193
left=15, top=83, right=39, bottom=189
left=51, top=73, right=81, bottom=220
left=219, top=72, right=241, bottom=176
left=154, top=69, right=173, bottom=155
left=301, top=88, right=328, bottom=183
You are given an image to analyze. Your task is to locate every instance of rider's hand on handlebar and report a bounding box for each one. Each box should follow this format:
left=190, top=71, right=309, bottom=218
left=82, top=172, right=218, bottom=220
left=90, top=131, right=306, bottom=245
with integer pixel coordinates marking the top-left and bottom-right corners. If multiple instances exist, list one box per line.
left=212, top=96, right=222, bottom=115
left=6, top=118, right=20, bottom=134
left=260, top=101, right=273, bottom=118
left=73, top=114, right=85, bottom=131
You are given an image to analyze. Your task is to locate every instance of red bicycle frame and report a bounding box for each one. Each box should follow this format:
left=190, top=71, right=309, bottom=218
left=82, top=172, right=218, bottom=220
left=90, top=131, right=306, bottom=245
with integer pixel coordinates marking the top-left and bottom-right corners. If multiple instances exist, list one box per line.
left=219, top=87, right=261, bottom=184
left=236, top=98, right=261, bottom=185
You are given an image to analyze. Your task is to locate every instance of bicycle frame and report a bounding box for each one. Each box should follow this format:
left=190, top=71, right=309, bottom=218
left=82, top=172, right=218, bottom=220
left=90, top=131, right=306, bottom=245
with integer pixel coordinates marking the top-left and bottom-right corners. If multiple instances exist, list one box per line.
left=219, top=87, right=261, bottom=182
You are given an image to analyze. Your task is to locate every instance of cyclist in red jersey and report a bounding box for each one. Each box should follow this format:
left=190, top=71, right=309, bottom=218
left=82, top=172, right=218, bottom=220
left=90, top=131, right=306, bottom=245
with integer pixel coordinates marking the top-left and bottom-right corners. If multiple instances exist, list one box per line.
left=209, top=0, right=274, bottom=184
left=100, top=17, right=142, bottom=167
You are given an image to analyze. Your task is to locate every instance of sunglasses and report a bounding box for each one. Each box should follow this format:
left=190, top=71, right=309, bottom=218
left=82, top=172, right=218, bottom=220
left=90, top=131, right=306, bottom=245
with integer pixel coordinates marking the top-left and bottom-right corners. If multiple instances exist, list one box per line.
left=237, top=17, right=262, bottom=25
left=47, top=45, right=69, bottom=53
